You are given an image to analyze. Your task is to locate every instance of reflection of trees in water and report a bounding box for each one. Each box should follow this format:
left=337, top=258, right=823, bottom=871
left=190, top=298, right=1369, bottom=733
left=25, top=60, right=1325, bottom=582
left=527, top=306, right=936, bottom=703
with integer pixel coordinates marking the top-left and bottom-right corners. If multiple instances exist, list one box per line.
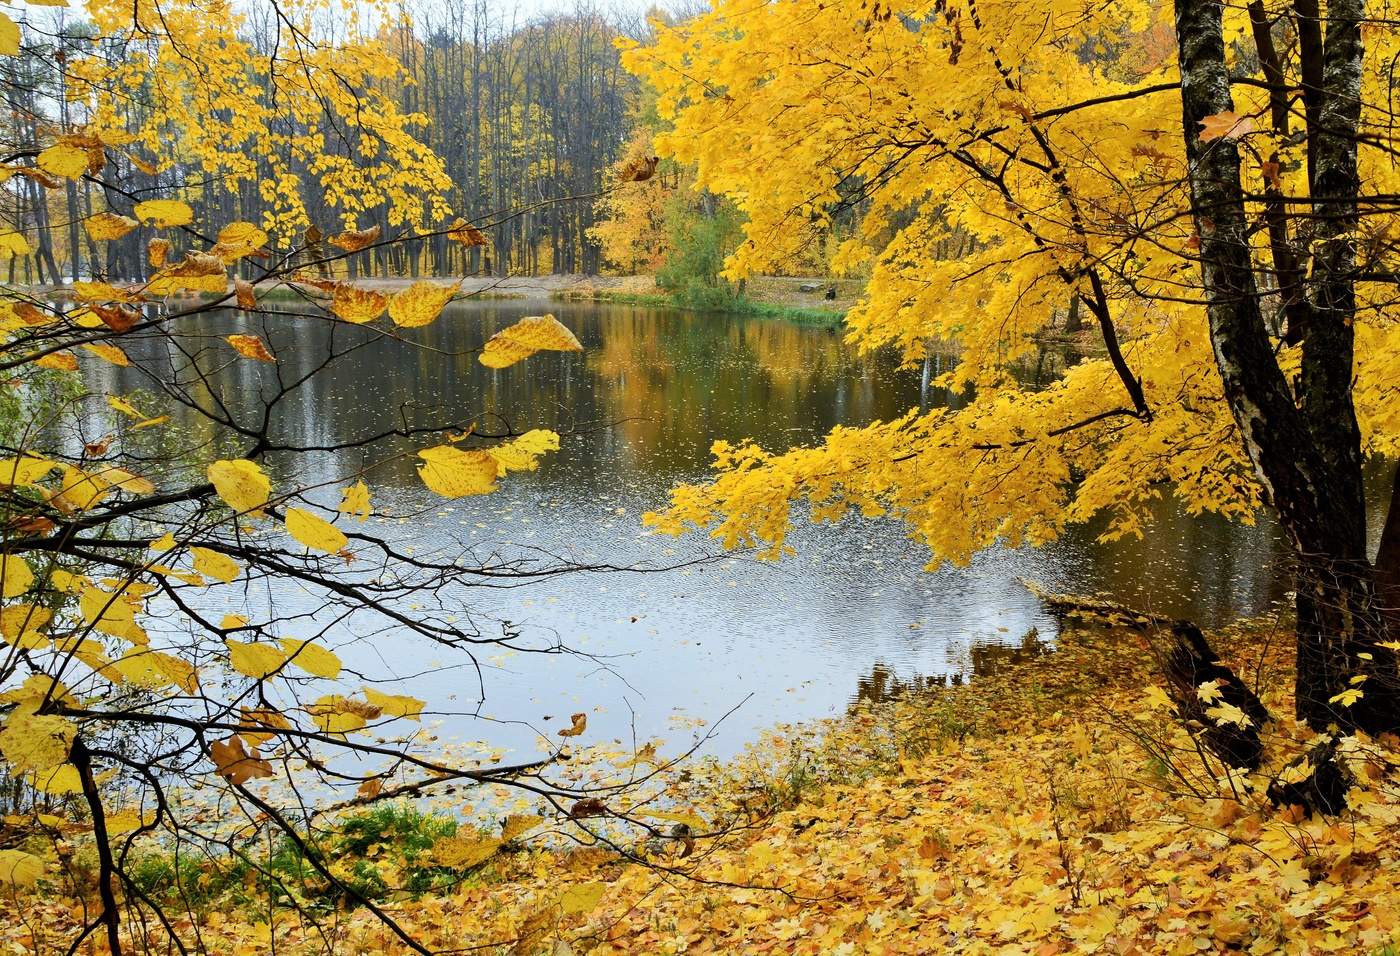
left=849, top=627, right=1050, bottom=706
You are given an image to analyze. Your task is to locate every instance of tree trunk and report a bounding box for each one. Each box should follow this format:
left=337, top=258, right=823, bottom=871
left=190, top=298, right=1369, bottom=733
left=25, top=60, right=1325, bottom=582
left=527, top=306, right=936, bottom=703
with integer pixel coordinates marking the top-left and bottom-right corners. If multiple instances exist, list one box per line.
left=1175, top=0, right=1400, bottom=735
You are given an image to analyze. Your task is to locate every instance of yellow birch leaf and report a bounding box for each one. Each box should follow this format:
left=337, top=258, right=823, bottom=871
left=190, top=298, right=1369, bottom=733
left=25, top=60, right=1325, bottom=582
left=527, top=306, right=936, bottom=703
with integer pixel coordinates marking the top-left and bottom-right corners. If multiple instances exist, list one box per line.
left=306, top=694, right=380, bottom=735
left=36, top=145, right=88, bottom=179
left=479, top=315, right=583, bottom=369
left=226, top=640, right=286, bottom=680
left=226, top=334, right=275, bottom=362
left=0, top=14, right=19, bottom=57
left=0, top=454, right=55, bottom=487
left=560, top=882, right=606, bottom=915
left=50, top=465, right=110, bottom=512
left=34, top=351, right=77, bottom=372
left=0, top=709, right=75, bottom=773
left=416, top=445, right=498, bottom=497
left=221, top=614, right=249, bottom=629
left=191, top=547, right=240, bottom=583
left=0, top=554, right=34, bottom=598
left=206, top=459, right=270, bottom=514
left=71, top=281, right=143, bottom=303
left=387, top=281, right=458, bottom=328
left=133, top=199, right=194, bottom=228
left=0, top=850, right=43, bottom=888
left=107, top=396, right=144, bottom=419
left=0, top=603, right=51, bottom=640
left=234, top=278, right=256, bottom=310
left=81, top=342, right=129, bottom=366
left=0, top=230, right=28, bottom=257
left=84, top=212, right=138, bottom=240
left=279, top=638, right=341, bottom=679
left=149, top=532, right=176, bottom=551
left=330, top=285, right=387, bottom=324
left=284, top=507, right=347, bottom=553
left=30, top=764, right=81, bottom=795
left=362, top=686, right=424, bottom=720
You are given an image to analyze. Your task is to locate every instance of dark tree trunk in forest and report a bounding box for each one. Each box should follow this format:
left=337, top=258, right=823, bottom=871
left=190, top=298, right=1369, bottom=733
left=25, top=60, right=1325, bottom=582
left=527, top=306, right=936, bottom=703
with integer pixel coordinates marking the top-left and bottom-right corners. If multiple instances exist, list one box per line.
left=1175, top=0, right=1400, bottom=734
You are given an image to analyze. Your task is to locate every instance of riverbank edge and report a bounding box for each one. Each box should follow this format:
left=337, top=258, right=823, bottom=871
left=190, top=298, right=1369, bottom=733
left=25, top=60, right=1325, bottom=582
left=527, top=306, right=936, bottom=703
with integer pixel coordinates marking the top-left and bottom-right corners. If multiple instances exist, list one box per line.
left=17, top=610, right=1400, bottom=953
left=550, top=287, right=847, bottom=328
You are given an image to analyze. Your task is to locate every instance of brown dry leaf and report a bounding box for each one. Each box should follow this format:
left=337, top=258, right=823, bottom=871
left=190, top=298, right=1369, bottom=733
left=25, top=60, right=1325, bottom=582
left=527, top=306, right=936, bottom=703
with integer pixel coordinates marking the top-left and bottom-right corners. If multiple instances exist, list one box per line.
left=558, top=712, right=587, bottom=737
left=226, top=334, right=275, bottom=362
left=569, top=798, right=606, bottom=819
left=234, top=278, right=256, bottom=310
left=619, top=155, right=659, bottom=182
left=84, top=212, right=138, bottom=241
left=329, top=224, right=382, bottom=252
left=447, top=219, right=489, bottom=247
left=93, top=304, right=139, bottom=334
left=357, top=778, right=384, bottom=799
left=209, top=735, right=275, bottom=786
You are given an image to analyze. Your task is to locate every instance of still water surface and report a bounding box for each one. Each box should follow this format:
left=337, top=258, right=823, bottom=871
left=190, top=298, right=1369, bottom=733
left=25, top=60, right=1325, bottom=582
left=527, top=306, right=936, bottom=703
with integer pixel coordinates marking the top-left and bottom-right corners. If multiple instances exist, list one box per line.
left=88, top=298, right=1298, bottom=759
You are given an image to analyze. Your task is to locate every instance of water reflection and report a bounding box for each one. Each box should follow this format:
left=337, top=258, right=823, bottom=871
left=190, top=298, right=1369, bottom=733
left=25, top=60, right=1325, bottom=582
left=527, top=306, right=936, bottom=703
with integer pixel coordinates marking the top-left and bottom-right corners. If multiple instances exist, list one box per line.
left=80, top=299, right=1298, bottom=756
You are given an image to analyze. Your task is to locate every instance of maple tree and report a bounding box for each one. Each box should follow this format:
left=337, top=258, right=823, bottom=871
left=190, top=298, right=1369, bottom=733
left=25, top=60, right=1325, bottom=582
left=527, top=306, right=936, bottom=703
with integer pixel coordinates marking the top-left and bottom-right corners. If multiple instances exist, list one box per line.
left=630, top=0, right=1400, bottom=735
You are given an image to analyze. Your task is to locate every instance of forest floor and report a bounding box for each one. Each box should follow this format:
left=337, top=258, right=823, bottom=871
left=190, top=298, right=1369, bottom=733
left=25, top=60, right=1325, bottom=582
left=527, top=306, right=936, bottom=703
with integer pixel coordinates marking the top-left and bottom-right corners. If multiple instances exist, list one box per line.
left=11, top=607, right=1400, bottom=954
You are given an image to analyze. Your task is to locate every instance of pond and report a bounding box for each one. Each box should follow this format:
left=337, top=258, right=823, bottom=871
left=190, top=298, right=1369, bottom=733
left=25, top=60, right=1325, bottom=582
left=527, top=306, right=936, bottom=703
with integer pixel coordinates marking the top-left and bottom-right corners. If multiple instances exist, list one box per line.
left=82, top=297, right=1311, bottom=761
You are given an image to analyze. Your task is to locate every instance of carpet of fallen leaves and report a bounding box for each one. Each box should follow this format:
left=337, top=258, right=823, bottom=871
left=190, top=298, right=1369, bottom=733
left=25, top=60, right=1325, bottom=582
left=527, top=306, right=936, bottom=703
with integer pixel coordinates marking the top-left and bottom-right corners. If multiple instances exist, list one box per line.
left=7, top=616, right=1400, bottom=955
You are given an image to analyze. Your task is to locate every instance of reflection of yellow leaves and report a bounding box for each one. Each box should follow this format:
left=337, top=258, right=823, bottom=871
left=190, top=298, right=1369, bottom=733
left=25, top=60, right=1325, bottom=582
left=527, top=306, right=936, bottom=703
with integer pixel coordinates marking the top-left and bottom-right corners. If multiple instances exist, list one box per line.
left=207, top=459, right=270, bottom=514
left=362, top=686, right=424, bottom=720
left=416, top=445, right=498, bottom=497
left=284, top=507, right=348, bottom=554
left=479, top=315, right=583, bottom=369
left=387, top=281, right=458, bottom=328
left=279, top=639, right=341, bottom=679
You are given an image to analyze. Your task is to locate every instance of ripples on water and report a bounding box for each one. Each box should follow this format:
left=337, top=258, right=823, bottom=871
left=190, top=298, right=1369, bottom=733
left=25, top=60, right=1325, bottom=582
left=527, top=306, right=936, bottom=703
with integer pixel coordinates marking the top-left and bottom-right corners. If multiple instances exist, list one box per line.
left=82, top=298, right=1303, bottom=758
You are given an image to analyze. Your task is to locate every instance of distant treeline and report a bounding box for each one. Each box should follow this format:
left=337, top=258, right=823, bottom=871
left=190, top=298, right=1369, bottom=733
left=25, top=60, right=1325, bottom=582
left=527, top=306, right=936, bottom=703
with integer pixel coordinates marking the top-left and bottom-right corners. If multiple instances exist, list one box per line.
left=2, top=2, right=644, bottom=283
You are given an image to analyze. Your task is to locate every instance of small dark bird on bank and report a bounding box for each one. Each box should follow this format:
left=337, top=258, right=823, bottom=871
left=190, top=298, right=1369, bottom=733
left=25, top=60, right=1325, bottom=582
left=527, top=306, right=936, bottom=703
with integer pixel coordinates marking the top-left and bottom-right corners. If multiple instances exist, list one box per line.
left=825, top=286, right=837, bottom=300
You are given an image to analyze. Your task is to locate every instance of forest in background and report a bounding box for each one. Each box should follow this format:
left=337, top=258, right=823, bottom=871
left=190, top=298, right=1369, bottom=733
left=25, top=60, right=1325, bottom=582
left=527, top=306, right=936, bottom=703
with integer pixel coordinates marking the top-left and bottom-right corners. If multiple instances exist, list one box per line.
left=1, top=1, right=778, bottom=285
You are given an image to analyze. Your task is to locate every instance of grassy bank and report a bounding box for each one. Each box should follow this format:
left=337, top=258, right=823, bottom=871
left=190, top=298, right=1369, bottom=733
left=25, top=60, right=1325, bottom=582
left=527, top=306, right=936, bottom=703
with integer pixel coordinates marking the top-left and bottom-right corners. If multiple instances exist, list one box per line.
left=11, top=611, right=1399, bottom=954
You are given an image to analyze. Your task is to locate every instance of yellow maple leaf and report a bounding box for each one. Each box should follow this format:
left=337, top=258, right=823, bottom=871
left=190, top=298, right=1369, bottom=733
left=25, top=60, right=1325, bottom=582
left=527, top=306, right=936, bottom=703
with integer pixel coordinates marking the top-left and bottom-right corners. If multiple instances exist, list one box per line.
left=0, top=709, right=75, bottom=774
left=338, top=480, right=371, bottom=521
left=0, top=554, right=34, bottom=598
